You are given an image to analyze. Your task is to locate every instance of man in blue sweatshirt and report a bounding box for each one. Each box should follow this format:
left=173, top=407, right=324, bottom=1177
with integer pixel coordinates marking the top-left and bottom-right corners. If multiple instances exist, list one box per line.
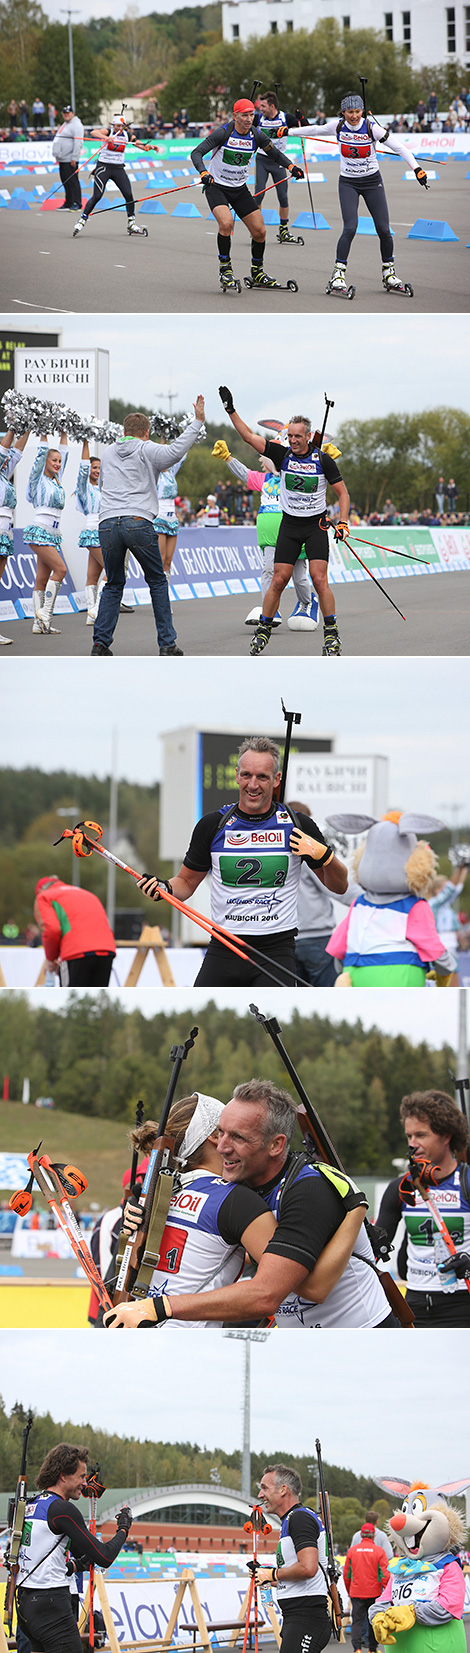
left=92, top=397, right=205, bottom=656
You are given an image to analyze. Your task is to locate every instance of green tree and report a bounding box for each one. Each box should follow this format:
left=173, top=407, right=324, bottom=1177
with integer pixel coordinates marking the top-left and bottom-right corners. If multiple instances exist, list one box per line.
left=35, top=22, right=116, bottom=122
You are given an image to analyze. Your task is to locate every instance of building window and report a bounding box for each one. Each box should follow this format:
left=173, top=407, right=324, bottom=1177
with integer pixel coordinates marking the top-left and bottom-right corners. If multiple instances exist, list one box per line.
left=342, top=14, right=350, bottom=24
left=384, top=11, right=393, bottom=38
left=270, top=18, right=278, bottom=29
left=232, top=22, right=239, bottom=35
left=465, top=4, right=470, bottom=49
left=446, top=6, right=456, bottom=49
left=286, top=17, right=293, bottom=27
left=402, top=9, right=411, bottom=49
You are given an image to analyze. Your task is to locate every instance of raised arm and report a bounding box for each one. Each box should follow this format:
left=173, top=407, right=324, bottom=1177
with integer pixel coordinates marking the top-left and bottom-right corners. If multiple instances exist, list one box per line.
left=218, top=387, right=266, bottom=455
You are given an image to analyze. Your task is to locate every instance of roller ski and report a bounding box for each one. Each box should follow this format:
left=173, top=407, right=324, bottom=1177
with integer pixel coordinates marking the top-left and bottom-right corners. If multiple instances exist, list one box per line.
left=219, top=260, right=241, bottom=295
left=73, top=215, right=87, bottom=236
left=326, top=262, right=355, bottom=301
left=245, top=605, right=282, bottom=627
left=244, top=269, right=298, bottom=292
left=322, top=619, right=342, bottom=656
left=382, top=261, right=413, bottom=295
left=127, top=216, right=148, bottom=237
left=249, top=616, right=274, bottom=655
left=277, top=226, right=304, bottom=246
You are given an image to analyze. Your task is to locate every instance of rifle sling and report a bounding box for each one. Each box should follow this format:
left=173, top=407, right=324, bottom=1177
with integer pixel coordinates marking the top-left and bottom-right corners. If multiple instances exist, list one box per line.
left=132, top=1170, right=175, bottom=1299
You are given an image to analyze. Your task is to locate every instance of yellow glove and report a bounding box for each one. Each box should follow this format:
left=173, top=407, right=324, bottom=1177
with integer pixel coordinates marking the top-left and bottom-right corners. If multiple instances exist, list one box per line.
left=370, top=1614, right=396, bottom=1645
left=386, top=1606, right=416, bottom=1634
left=290, top=827, right=334, bottom=864
left=322, top=441, right=342, bottom=459
left=212, top=439, right=231, bottom=461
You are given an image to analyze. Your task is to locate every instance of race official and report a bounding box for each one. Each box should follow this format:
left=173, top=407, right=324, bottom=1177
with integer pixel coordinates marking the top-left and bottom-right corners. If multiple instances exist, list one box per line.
left=34, top=876, right=116, bottom=986
left=343, top=1524, right=391, bottom=1653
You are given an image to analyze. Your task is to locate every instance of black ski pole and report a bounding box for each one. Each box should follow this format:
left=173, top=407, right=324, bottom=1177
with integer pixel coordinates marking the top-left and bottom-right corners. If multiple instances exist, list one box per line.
left=279, top=697, right=302, bottom=804
left=250, top=80, right=262, bottom=102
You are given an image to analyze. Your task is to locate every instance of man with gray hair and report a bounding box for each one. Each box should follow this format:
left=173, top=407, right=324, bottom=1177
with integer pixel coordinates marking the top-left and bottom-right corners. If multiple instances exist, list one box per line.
left=107, top=1078, right=397, bottom=1329
left=218, top=386, right=350, bottom=656
left=138, top=735, right=348, bottom=986
left=253, top=1463, right=331, bottom=1653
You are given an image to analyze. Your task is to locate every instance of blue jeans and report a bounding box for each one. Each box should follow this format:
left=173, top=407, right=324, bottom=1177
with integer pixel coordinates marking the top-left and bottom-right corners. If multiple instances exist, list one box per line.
left=294, top=933, right=338, bottom=987
left=96, top=516, right=177, bottom=650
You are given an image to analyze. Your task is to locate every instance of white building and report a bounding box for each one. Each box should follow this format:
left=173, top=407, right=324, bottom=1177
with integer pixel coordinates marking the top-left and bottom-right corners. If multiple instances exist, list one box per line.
left=221, top=0, right=470, bottom=72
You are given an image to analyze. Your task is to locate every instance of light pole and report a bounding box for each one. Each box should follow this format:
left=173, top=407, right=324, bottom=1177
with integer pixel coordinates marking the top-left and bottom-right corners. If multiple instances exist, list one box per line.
left=224, top=1329, right=270, bottom=1502
left=55, top=806, right=80, bottom=885
left=155, top=390, right=179, bottom=416
left=60, top=9, right=79, bottom=111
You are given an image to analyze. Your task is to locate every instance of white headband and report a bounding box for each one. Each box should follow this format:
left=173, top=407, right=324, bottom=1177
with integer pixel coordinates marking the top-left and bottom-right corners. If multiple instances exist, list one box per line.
left=176, top=1093, right=224, bottom=1165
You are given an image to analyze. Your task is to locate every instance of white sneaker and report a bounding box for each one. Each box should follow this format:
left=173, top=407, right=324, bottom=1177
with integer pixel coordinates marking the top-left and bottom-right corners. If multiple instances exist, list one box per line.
left=0, top=632, right=13, bottom=645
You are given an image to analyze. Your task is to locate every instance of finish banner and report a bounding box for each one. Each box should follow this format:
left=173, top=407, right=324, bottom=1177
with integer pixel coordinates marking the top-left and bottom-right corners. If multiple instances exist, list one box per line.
left=1, top=526, right=469, bottom=623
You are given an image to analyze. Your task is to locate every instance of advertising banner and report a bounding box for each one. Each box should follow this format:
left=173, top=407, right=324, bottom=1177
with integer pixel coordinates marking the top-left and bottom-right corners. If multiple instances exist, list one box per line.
left=1, top=527, right=469, bottom=624
left=104, top=1577, right=280, bottom=1645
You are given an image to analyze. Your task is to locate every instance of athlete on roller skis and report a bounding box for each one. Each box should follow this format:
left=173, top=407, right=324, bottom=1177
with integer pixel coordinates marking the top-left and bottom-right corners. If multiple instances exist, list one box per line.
left=212, top=433, right=319, bottom=631
left=287, top=91, right=428, bottom=295
left=73, top=113, right=153, bottom=237
left=190, top=98, right=304, bottom=292
left=253, top=90, right=310, bottom=245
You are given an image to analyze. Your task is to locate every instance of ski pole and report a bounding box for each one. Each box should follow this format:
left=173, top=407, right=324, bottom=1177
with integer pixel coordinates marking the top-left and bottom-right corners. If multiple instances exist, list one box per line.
left=40, top=143, right=102, bottom=205
left=342, top=537, right=406, bottom=620
left=408, top=1154, right=470, bottom=1297
left=349, top=533, right=431, bottom=565
left=9, top=1146, right=114, bottom=1313
left=299, top=128, right=316, bottom=227
left=53, top=821, right=304, bottom=988
left=96, top=170, right=305, bottom=219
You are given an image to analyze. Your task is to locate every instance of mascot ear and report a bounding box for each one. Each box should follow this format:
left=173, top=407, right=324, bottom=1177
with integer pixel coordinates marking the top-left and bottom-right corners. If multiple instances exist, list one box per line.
left=325, top=814, right=377, bottom=834
left=398, top=814, right=446, bottom=835
left=373, top=1478, right=412, bottom=1498
left=437, top=1478, right=470, bottom=1495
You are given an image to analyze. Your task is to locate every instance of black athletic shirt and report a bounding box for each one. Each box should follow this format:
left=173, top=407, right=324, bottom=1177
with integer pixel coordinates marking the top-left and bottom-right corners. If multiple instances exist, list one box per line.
left=40, top=1498, right=127, bottom=1566
left=257, top=1152, right=351, bottom=1270
left=216, top=1181, right=275, bottom=1244
left=183, top=807, right=327, bottom=876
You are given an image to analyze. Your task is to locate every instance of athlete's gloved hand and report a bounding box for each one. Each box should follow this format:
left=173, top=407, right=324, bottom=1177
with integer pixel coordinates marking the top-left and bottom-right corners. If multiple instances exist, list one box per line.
left=219, top=385, right=235, bottom=414
left=122, top=1199, right=143, bottom=1237
left=249, top=1566, right=278, bottom=1586
left=334, top=520, right=349, bottom=541
left=290, top=164, right=304, bottom=179
left=439, top=1248, right=470, bottom=1280
left=200, top=169, right=214, bottom=189
left=104, top=1297, right=173, bottom=1330
left=137, top=875, right=172, bottom=901
left=212, top=439, right=232, bottom=461
left=414, top=166, right=428, bottom=187
left=399, top=1154, right=438, bottom=1204
left=116, top=1507, right=133, bottom=1535
left=295, top=110, right=310, bottom=126
left=274, top=124, right=289, bottom=138
left=86, top=1470, right=106, bottom=1499
left=290, top=828, right=334, bottom=866
left=385, top=1606, right=416, bottom=1634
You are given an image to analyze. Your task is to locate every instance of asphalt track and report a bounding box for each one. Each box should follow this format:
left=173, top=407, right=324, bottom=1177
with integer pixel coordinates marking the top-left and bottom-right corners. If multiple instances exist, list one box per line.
left=1, top=159, right=469, bottom=314
left=2, top=569, right=469, bottom=654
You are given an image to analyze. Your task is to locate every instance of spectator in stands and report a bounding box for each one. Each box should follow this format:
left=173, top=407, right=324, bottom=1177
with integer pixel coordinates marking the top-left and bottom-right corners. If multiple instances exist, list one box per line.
left=19, top=100, right=30, bottom=135
left=427, top=90, right=438, bottom=121
left=32, top=97, right=45, bottom=129
left=48, top=102, right=57, bottom=129
left=435, top=474, right=445, bottom=513
left=8, top=99, right=19, bottom=129
left=446, top=477, right=458, bottom=512
left=415, top=98, right=426, bottom=127
left=146, top=97, right=157, bottom=128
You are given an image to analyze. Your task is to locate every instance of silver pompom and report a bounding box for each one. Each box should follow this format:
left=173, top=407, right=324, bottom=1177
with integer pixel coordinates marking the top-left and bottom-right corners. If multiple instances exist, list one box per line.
left=150, top=409, right=206, bottom=444
left=1, top=390, right=123, bottom=445
left=448, top=844, right=470, bottom=868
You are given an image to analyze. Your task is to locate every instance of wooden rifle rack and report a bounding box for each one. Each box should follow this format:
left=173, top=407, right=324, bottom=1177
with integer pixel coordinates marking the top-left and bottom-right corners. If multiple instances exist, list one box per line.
left=34, top=926, right=176, bottom=988
left=79, top=1568, right=211, bottom=1653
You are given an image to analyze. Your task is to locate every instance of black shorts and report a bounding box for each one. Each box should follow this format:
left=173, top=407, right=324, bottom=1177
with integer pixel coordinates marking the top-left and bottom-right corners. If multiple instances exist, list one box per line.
left=280, top=1602, right=332, bottom=1653
left=59, top=951, right=115, bottom=987
left=204, top=181, right=258, bottom=220
left=193, top=931, right=298, bottom=988
left=406, top=1290, right=470, bottom=1327
left=17, top=1587, right=83, bottom=1653
left=274, top=512, right=330, bottom=566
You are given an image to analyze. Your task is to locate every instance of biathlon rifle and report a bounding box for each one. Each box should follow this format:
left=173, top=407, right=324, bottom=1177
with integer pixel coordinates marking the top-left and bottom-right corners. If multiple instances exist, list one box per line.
left=249, top=1004, right=415, bottom=1326
left=9, top=1148, right=114, bottom=1314
left=4, top=1410, right=34, bottom=1635
left=311, top=392, right=334, bottom=451
left=315, top=1440, right=342, bottom=1639
left=112, top=1025, right=199, bottom=1304
left=278, top=698, right=301, bottom=805
left=111, top=1099, right=145, bottom=1288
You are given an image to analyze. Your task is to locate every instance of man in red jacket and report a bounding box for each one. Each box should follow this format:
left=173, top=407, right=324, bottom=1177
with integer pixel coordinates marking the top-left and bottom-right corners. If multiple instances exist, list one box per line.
left=34, top=875, right=116, bottom=985
left=343, top=1523, right=391, bottom=1653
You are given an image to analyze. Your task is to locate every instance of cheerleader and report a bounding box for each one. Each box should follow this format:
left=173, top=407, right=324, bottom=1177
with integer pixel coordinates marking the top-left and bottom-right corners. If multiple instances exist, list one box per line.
left=75, top=439, right=106, bottom=624
left=153, top=456, right=186, bottom=590
left=24, top=431, right=68, bottom=634
left=0, top=428, right=29, bottom=645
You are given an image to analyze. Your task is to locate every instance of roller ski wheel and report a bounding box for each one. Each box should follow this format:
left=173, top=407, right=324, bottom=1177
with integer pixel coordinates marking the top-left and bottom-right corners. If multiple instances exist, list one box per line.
left=325, top=277, right=355, bottom=300
left=73, top=216, right=86, bottom=236
left=244, top=274, right=298, bottom=292
left=127, top=218, right=148, bottom=236
left=219, top=264, right=241, bottom=294
left=382, top=263, right=413, bottom=296
left=277, top=229, right=304, bottom=245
